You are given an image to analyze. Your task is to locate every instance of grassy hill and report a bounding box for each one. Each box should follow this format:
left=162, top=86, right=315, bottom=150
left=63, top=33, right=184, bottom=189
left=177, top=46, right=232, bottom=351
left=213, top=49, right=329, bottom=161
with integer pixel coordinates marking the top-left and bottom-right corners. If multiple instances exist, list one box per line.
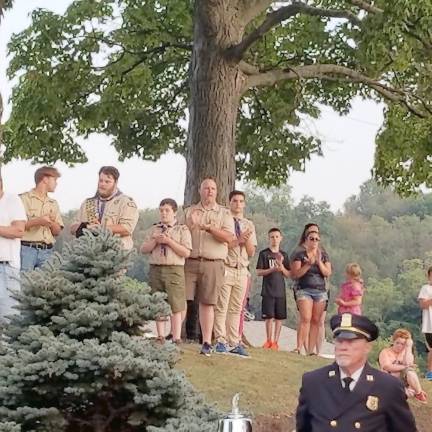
left=177, top=345, right=432, bottom=432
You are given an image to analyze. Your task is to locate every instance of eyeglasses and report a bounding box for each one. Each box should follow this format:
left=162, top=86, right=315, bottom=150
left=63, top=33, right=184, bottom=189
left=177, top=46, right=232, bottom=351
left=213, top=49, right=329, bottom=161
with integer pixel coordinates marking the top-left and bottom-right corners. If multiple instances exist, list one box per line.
left=308, top=237, right=320, bottom=242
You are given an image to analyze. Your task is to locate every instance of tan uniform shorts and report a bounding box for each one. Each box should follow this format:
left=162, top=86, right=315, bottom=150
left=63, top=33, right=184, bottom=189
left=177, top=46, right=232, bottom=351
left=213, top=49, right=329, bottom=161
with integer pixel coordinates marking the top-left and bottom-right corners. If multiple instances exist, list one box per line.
left=149, top=265, right=186, bottom=314
left=184, top=258, right=225, bottom=305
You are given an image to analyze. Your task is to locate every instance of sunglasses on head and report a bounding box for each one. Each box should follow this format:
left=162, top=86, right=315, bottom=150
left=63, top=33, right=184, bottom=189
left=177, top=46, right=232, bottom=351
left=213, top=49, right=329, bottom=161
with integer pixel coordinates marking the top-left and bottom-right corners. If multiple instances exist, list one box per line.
left=308, top=236, right=320, bottom=242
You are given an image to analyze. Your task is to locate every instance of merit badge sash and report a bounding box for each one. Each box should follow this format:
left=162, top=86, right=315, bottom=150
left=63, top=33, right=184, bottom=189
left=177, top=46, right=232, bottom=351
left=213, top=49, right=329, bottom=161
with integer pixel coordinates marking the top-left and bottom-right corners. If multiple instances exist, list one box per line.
left=85, top=198, right=99, bottom=224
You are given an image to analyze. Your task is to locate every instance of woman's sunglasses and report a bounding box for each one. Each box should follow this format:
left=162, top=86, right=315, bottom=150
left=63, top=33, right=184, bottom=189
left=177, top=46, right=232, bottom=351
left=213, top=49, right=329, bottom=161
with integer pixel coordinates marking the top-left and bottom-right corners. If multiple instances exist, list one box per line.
left=308, top=236, right=320, bottom=242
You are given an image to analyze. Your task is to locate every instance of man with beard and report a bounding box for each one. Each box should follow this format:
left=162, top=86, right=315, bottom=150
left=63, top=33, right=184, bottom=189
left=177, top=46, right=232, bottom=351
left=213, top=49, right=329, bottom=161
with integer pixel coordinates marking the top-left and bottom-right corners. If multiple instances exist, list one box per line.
left=296, top=313, right=417, bottom=432
left=20, top=166, right=63, bottom=271
left=70, top=166, right=139, bottom=250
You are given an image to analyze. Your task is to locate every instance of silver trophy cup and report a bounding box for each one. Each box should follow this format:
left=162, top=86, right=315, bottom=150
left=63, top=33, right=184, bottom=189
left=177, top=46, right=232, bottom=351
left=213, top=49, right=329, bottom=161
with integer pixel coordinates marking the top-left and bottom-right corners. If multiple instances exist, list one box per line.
left=217, top=393, right=252, bottom=432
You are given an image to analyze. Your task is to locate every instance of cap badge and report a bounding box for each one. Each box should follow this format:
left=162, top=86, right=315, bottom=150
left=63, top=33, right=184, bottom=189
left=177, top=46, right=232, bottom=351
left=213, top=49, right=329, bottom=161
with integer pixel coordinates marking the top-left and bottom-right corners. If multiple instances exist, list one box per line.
left=341, top=313, right=352, bottom=328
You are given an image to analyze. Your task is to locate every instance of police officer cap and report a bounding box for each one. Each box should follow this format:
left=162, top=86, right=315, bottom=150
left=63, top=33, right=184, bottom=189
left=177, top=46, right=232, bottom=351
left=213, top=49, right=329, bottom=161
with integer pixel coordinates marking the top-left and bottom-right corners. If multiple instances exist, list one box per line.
left=330, top=313, right=379, bottom=341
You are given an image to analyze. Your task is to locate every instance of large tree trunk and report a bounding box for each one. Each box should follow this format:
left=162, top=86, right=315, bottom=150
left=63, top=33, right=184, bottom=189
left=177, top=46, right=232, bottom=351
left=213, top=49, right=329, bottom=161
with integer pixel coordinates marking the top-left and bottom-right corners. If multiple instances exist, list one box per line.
left=184, top=1, right=245, bottom=205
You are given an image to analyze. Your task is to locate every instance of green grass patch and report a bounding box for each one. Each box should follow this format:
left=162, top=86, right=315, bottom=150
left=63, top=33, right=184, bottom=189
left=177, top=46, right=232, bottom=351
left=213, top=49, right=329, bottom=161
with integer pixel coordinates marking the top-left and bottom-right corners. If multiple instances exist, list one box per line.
left=177, top=345, right=327, bottom=416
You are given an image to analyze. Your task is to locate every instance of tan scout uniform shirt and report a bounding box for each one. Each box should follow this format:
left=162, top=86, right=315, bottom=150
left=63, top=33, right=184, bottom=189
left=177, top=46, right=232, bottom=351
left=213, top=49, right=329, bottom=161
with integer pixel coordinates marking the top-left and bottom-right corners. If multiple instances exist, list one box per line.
left=20, top=190, right=64, bottom=244
left=144, top=223, right=192, bottom=266
left=225, top=216, right=257, bottom=269
left=75, top=192, right=139, bottom=250
left=183, top=202, right=235, bottom=260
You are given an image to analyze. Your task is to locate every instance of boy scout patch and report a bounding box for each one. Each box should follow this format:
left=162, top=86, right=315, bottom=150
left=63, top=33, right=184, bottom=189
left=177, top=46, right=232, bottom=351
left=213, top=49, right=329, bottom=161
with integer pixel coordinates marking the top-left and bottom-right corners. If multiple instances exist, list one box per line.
left=127, top=199, right=137, bottom=208
left=366, top=395, right=379, bottom=411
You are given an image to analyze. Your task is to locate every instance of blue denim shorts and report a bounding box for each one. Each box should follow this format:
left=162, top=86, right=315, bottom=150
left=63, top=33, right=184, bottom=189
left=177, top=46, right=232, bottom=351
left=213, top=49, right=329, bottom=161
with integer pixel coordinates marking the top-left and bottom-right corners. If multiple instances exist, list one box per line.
left=296, top=288, right=328, bottom=303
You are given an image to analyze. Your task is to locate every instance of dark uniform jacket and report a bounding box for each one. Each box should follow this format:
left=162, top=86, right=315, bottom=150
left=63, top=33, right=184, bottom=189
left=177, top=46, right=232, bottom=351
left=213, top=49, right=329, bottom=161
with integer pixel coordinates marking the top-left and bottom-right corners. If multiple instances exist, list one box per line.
left=296, top=362, right=417, bottom=432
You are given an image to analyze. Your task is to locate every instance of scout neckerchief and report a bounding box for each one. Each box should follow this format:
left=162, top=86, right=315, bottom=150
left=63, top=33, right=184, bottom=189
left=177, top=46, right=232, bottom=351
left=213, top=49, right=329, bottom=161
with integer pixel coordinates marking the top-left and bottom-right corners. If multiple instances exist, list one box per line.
left=234, top=217, right=242, bottom=238
left=234, top=217, right=245, bottom=256
left=95, top=189, right=122, bottom=223
left=155, top=220, right=176, bottom=256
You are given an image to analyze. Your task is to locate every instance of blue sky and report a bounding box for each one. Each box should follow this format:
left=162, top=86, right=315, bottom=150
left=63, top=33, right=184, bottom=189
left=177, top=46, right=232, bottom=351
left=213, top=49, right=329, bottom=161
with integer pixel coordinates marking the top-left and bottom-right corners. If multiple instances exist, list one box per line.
left=0, top=1, right=382, bottom=212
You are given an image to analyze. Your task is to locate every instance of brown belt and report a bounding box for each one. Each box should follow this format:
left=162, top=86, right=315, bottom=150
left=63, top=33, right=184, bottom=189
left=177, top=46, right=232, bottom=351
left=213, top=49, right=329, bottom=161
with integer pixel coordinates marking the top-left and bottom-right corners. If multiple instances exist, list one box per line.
left=188, top=257, right=223, bottom=262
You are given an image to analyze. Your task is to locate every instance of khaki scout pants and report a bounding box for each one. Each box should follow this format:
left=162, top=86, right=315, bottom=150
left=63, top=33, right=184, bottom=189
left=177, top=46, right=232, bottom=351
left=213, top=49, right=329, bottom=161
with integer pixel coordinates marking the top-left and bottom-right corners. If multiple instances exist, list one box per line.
left=214, top=266, right=249, bottom=346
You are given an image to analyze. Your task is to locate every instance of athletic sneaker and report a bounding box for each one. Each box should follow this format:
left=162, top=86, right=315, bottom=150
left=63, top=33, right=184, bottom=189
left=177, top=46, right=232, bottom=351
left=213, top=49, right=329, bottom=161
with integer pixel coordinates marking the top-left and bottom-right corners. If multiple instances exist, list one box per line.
left=425, top=371, right=432, bottom=381
left=215, top=342, right=228, bottom=354
left=230, top=344, right=249, bottom=357
left=200, top=342, right=213, bottom=357
left=262, top=340, right=272, bottom=349
left=414, top=391, right=428, bottom=404
left=243, top=309, right=255, bottom=321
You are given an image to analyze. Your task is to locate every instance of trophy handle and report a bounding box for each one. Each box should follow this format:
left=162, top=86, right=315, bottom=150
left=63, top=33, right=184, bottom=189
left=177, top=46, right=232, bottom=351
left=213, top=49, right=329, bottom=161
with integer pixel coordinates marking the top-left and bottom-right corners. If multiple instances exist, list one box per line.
left=232, top=393, right=240, bottom=415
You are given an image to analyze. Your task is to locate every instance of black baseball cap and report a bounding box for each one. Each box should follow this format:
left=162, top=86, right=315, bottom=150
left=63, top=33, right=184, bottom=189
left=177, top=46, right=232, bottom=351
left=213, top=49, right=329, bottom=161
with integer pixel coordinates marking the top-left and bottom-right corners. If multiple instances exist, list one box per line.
left=330, top=313, right=379, bottom=342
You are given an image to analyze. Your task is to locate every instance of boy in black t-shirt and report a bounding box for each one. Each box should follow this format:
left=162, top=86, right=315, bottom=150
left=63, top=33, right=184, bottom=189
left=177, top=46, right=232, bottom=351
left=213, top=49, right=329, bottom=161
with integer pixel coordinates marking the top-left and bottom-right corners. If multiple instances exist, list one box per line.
left=256, top=227, right=290, bottom=350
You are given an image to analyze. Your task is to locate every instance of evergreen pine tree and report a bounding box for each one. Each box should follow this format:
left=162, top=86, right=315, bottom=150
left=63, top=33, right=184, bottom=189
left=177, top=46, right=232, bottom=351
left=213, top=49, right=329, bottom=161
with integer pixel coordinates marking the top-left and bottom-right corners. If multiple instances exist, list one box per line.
left=0, top=229, right=217, bottom=431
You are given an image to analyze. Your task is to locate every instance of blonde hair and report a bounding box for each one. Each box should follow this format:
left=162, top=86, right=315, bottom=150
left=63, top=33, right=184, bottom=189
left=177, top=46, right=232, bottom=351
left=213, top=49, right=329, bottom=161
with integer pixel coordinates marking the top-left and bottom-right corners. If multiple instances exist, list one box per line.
left=346, top=263, right=362, bottom=281
left=392, top=328, right=411, bottom=342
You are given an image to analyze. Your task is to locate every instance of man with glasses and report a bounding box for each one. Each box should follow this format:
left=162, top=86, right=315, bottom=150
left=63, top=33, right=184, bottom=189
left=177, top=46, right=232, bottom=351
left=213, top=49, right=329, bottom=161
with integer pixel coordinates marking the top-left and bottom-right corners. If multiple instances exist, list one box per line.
left=296, top=313, right=417, bottom=431
left=0, top=174, right=26, bottom=319
left=20, top=166, right=63, bottom=271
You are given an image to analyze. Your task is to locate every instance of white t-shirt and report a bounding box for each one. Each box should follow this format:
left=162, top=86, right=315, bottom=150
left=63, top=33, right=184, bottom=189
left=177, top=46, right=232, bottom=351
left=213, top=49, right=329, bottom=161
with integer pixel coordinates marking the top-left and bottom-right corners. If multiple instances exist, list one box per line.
left=418, top=283, right=432, bottom=334
left=0, top=193, right=27, bottom=269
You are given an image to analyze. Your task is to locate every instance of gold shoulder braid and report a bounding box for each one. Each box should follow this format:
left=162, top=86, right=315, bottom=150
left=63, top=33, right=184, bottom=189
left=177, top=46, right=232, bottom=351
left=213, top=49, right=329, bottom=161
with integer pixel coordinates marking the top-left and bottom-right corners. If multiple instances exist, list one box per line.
left=85, top=198, right=99, bottom=224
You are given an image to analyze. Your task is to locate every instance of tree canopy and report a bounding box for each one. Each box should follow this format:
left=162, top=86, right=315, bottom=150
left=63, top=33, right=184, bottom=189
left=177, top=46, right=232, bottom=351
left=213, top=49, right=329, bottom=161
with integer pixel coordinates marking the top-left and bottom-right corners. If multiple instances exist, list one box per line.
left=4, top=1, right=432, bottom=196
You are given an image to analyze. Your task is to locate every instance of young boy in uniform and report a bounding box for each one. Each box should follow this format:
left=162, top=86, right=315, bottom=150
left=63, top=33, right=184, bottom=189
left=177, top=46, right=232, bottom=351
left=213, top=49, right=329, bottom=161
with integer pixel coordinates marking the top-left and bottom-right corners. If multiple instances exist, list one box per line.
left=256, top=227, right=290, bottom=350
left=141, top=198, right=192, bottom=344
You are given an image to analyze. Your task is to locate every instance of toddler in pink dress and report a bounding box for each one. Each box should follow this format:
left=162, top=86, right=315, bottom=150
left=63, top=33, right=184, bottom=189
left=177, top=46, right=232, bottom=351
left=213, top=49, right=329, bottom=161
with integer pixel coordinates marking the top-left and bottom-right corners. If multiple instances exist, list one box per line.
left=335, top=263, right=364, bottom=315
